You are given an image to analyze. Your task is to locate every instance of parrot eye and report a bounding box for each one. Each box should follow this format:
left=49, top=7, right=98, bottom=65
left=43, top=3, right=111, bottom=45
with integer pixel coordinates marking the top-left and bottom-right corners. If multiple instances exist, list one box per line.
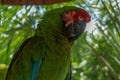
left=62, top=11, right=74, bottom=23
left=65, top=11, right=69, bottom=14
left=63, top=11, right=69, bottom=16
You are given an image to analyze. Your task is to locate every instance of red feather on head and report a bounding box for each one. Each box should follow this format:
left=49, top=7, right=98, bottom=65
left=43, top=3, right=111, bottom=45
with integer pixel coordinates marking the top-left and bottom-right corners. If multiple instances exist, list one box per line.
left=73, top=9, right=91, bottom=22
left=62, top=9, right=91, bottom=27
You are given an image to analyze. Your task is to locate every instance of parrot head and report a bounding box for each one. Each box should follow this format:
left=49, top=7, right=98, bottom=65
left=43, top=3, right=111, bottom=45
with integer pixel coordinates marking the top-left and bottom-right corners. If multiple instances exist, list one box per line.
left=36, top=6, right=91, bottom=41
left=62, top=9, right=91, bottom=40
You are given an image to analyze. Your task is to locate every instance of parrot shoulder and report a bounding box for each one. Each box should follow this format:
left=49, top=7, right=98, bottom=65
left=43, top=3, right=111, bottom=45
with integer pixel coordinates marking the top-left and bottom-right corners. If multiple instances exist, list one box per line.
left=6, top=36, right=44, bottom=80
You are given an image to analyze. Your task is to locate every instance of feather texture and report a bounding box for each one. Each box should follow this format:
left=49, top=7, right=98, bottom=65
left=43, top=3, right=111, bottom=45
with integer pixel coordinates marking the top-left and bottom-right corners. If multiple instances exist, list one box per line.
left=30, top=56, right=43, bottom=80
left=6, top=6, right=91, bottom=80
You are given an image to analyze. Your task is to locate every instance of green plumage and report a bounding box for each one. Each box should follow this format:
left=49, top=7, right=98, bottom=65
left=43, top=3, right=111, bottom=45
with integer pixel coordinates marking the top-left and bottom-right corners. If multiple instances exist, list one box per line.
left=6, top=6, right=80, bottom=80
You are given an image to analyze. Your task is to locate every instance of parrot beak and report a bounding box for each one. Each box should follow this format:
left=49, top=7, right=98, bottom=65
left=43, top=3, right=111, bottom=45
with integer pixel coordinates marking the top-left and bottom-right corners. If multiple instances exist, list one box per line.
left=63, top=19, right=87, bottom=40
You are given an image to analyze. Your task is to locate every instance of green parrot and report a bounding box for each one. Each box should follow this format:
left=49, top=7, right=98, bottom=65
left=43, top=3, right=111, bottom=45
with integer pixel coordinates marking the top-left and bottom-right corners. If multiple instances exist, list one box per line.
left=6, top=6, right=91, bottom=80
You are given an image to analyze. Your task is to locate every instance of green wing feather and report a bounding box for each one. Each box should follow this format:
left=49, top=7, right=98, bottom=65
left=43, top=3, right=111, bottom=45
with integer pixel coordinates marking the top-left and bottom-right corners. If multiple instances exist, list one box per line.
left=6, top=36, right=43, bottom=80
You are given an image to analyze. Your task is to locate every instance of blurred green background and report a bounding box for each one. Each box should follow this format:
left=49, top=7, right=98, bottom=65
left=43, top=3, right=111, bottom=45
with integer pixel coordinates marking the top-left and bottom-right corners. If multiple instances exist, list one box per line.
left=0, top=0, right=120, bottom=80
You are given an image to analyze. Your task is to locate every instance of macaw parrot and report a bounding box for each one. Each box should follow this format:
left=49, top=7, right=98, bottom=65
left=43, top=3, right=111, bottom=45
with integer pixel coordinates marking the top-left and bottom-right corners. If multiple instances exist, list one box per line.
left=6, top=6, right=91, bottom=80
